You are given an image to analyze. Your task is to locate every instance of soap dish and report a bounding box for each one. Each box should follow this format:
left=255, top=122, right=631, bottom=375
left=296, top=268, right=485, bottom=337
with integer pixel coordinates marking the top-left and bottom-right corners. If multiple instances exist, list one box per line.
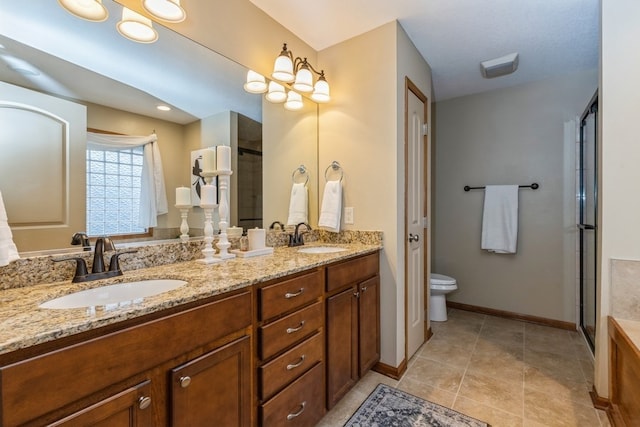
left=229, top=247, right=274, bottom=258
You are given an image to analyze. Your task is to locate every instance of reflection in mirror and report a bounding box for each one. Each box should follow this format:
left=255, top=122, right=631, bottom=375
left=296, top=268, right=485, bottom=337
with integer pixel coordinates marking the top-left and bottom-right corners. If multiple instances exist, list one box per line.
left=0, top=0, right=318, bottom=254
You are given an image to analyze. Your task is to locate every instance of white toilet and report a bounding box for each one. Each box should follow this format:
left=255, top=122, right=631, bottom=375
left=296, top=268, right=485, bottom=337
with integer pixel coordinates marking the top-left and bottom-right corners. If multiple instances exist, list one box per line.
left=429, top=273, right=458, bottom=322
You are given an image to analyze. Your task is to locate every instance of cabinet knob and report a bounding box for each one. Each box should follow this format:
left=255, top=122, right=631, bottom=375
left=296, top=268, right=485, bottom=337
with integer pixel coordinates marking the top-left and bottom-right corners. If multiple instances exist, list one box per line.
left=286, top=354, right=306, bottom=370
left=361, top=285, right=367, bottom=292
left=179, top=376, right=192, bottom=388
left=138, top=396, right=151, bottom=410
left=285, top=288, right=305, bottom=299
left=286, top=401, right=307, bottom=420
left=286, top=320, right=305, bottom=334
left=353, top=291, right=360, bottom=298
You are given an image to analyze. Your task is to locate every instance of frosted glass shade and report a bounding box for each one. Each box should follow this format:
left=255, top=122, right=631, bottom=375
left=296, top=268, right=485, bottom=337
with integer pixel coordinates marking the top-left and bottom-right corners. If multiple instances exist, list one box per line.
left=311, top=77, right=331, bottom=103
left=284, top=91, right=304, bottom=111
left=243, top=70, right=267, bottom=94
left=265, top=81, right=286, bottom=103
left=58, top=0, right=108, bottom=21
left=292, top=66, right=313, bottom=92
left=143, top=0, right=186, bottom=23
left=272, top=54, right=294, bottom=82
left=117, top=7, right=158, bottom=43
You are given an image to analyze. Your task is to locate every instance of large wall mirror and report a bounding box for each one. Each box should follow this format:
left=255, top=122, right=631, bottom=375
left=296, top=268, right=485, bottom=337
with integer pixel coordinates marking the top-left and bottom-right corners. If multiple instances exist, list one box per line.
left=0, top=0, right=318, bottom=253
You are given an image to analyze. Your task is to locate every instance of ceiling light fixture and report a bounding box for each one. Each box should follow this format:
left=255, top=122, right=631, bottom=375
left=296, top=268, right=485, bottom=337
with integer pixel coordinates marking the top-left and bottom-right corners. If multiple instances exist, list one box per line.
left=156, top=105, right=171, bottom=111
left=480, top=52, right=519, bottom=79
left=117, top=7, right=158, bottom=43
left=271, top=43, right=330, bottom=103
left=142, top=0, right=186, bottom=23
left=57, top=0, right=108, bottom=22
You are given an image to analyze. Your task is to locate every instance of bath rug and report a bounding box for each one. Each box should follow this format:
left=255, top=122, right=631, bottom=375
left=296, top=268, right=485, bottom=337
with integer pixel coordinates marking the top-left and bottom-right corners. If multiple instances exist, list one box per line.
left=344, top=383, right=489, bottom=427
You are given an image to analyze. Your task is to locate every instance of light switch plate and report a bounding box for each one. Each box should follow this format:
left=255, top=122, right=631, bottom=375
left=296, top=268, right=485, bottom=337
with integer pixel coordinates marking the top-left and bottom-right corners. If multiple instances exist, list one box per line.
left=344, top=207, right=354, bottom=224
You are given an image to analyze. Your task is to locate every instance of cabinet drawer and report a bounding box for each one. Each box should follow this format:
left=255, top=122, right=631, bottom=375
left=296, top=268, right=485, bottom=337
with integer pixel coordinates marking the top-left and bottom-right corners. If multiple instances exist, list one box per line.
left=259, top=270, right=322, bottom=321
left=259, top=331, right=323, bottom=401
left=260, top=363, right=325, bottom=427
left=326, top=252, right=379, bottom=292
left=0, top=291, right=251, bottom=427
left=259, top=301, right=323, bottom=360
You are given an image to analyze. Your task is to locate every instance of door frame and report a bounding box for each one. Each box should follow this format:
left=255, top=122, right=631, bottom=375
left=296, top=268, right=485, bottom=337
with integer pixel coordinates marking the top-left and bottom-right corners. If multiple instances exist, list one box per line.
left=404, top=77, right=430, bottom=362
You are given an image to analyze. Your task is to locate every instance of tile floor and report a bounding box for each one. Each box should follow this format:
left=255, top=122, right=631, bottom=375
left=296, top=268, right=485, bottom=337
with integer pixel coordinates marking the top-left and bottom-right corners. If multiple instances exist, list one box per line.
left=317, top=308, right=610, bottom=427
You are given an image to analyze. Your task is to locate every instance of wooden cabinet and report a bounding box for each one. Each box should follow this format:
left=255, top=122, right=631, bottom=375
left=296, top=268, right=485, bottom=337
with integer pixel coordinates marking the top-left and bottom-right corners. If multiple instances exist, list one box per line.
left=326, top=252, right=380, bottom=409
left=48, top=380, right=154, bottom=427
left=256, top=269, right=326, bottom=426
left=171, top=336, right=251, bottom=427
left=608, top=317, right=640, bottom=426
left=0, top=291, right=252, bottom=427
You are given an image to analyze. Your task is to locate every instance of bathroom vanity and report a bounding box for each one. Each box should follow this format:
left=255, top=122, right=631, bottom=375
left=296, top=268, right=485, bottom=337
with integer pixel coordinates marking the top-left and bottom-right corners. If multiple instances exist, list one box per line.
left=608, top=316, right=640, bottom=425
left=0, top=244, right=380, bottom=426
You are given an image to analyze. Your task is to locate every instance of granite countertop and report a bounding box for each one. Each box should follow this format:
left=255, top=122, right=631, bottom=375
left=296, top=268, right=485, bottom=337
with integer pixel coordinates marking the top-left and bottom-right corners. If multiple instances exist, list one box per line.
left=614, top=318, right=640, bottom=351
left=0, top=243, right=381, bottom=357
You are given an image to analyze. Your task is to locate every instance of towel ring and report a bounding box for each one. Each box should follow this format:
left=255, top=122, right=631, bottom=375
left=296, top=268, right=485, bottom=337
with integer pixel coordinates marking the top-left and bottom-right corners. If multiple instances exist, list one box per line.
left=292, top=165, right=309, bottom=185
left=324, top=161, right=344, bottom=182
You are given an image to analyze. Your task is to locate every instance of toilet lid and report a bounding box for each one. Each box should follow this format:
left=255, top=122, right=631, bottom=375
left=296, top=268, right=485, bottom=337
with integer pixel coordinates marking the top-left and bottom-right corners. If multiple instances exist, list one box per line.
left=430, top=273, right=456, bottom=285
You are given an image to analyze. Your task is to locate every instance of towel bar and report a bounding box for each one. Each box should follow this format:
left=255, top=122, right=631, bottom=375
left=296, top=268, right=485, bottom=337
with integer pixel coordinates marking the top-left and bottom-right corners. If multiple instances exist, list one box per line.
left=464, top=183, right=539, bottom=191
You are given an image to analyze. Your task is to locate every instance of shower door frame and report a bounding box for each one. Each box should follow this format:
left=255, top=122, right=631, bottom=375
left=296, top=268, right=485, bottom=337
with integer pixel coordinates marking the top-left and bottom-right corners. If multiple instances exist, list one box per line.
left=578, top=91, right=598, bottom=352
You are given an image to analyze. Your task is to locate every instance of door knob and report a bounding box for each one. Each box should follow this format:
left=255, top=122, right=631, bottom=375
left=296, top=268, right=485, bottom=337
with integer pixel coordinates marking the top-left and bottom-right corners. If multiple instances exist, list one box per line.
left=408, top=234, right=420, bottom=242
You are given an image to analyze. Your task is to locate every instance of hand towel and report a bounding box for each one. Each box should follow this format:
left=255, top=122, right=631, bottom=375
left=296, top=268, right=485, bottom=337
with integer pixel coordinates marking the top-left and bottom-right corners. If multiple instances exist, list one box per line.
left=286, top=182, right=308, bottom=225
left=318, top=180, right=342, bottom=233
left=481, top=185, right=519, bottom=254
left=0, top=191, right=20, bottom=267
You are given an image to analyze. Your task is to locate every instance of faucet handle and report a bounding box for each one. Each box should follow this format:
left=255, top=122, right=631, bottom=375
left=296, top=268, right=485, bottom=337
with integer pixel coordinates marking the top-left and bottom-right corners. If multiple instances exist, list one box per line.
left=52, top=257, right=89, bottom=282
left=108, top=250, right=137, bottom=272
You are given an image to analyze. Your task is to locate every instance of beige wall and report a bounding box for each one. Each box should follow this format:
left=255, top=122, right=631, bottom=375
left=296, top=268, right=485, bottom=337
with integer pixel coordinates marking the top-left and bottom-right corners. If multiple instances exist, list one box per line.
left=318, top=21, right=432, bottom=367
left=595, top=0, right=640, bottom=398
left=433, top=70, right=597, bottom=322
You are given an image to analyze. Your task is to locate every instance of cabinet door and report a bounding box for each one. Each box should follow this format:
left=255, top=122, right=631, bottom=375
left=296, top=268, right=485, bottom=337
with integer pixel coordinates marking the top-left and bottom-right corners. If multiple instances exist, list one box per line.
left=326, top=286, right=358, bottom=409
left=48, top=381, right=154, bottom=427
left=171, top=336, right=251, bottom=427
left=359, top=276, right=380, bottom=376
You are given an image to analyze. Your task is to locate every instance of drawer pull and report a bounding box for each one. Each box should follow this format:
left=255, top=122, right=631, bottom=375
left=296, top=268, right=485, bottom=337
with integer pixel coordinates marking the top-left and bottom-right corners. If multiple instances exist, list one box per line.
left=286, top=320, right=305, bottom=334
left=285, top=288, right=305, bottom=299
left=286, top=401, right=306, bottom=420
left=179, top=376, right=192, bottom=388
left=138, top=396, right=151, bottom=410
left=286, top=354, right=306, bottom=370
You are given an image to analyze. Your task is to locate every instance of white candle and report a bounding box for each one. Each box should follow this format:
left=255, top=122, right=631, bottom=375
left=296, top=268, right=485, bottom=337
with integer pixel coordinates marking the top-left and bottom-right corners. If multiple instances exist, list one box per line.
left=175, top=186, right=191, bottom=206
left=216, top=145, right=231, bottom=172
left=202, top=148, right=216, bottom=173
left=200, top=184, right=217, bottom=206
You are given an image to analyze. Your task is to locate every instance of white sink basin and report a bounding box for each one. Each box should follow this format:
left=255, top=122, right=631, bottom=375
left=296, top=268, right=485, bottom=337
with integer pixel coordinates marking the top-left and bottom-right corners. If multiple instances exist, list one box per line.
left=298, top=246, right=347, bottom=254
left=39, top=279, right=187, bottom=309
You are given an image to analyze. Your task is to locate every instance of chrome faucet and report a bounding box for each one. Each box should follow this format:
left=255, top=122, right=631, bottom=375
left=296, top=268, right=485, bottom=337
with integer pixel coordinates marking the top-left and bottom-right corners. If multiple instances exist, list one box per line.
left=289, top=222, right=312, bottom=247
left=53, top=236, right=136, bottom=283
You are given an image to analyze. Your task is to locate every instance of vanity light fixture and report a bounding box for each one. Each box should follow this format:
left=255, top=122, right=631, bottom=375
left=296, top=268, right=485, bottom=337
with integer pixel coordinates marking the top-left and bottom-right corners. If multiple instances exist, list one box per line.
left=243, top=70, right=268, bottom=94
left=265, top=81, right=286, bottom=103
left=117, top=7, right=158, bottom=43
left=272, top=43, right=331, bottom=103
left=142, top=0, right=186, bottom=23
left=57, top=0, right=109, bottom=22
left=284, top=91, right=303, bottom=111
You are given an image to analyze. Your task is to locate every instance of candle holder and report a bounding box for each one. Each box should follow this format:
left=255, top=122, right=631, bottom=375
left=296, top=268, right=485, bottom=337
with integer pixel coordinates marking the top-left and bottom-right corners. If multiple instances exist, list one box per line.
left=215, top=171, right=235, bottom=260
left=201, top=170, right=217, bottom=185
left=198, top=202, right=221, bottom=264
left=175, top=204, right=191, bottom=243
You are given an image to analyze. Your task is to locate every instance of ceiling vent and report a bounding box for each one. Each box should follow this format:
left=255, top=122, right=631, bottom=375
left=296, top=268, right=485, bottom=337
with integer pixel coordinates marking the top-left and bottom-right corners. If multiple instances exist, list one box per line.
left=480, top=53, right=519, bottom=78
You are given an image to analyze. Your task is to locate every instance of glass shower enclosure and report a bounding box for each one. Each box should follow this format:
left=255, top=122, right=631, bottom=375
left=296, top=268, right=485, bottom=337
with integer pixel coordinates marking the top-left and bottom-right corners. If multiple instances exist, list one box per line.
left=578, top=92, right=598, bottom=352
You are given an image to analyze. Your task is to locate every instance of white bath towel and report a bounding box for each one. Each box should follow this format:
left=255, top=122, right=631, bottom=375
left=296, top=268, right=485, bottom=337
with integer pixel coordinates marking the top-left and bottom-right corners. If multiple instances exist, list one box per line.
left=0, top=191, right=20, bottom=267
left=286, top=182, right=308, bottom=226
left=481, top=185, right=519, bottom=254
left=318, top=180, right=342, bottom=233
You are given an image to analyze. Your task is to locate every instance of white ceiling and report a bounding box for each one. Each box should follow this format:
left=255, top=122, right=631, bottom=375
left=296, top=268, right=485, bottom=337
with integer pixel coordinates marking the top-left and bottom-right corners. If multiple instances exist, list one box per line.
left=249, top=0, right=600, bottom=101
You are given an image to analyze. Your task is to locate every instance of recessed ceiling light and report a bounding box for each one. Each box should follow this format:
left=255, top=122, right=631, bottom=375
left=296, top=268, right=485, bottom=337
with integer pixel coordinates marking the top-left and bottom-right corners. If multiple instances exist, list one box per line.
left=157, top=105, right=171, bottom=111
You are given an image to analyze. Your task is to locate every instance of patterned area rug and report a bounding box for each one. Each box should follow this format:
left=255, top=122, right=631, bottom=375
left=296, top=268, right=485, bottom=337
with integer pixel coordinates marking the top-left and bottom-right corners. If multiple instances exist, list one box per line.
left=344, top=384, right=490, bottom=427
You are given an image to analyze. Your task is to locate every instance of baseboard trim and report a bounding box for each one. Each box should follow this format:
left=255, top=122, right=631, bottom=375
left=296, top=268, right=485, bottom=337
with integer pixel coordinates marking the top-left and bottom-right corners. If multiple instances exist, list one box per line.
left=590, top=385, right=610, bottom=410
left=446, top=301, right=576, bottom=331
left=426, top=327, right=433, bottom=341
left=373, top=359, right=407, bottom=380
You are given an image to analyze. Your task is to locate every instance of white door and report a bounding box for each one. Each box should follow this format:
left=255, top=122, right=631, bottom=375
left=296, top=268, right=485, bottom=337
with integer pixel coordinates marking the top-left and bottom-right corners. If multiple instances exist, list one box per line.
left=406, top=82, right=426, bottom=359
